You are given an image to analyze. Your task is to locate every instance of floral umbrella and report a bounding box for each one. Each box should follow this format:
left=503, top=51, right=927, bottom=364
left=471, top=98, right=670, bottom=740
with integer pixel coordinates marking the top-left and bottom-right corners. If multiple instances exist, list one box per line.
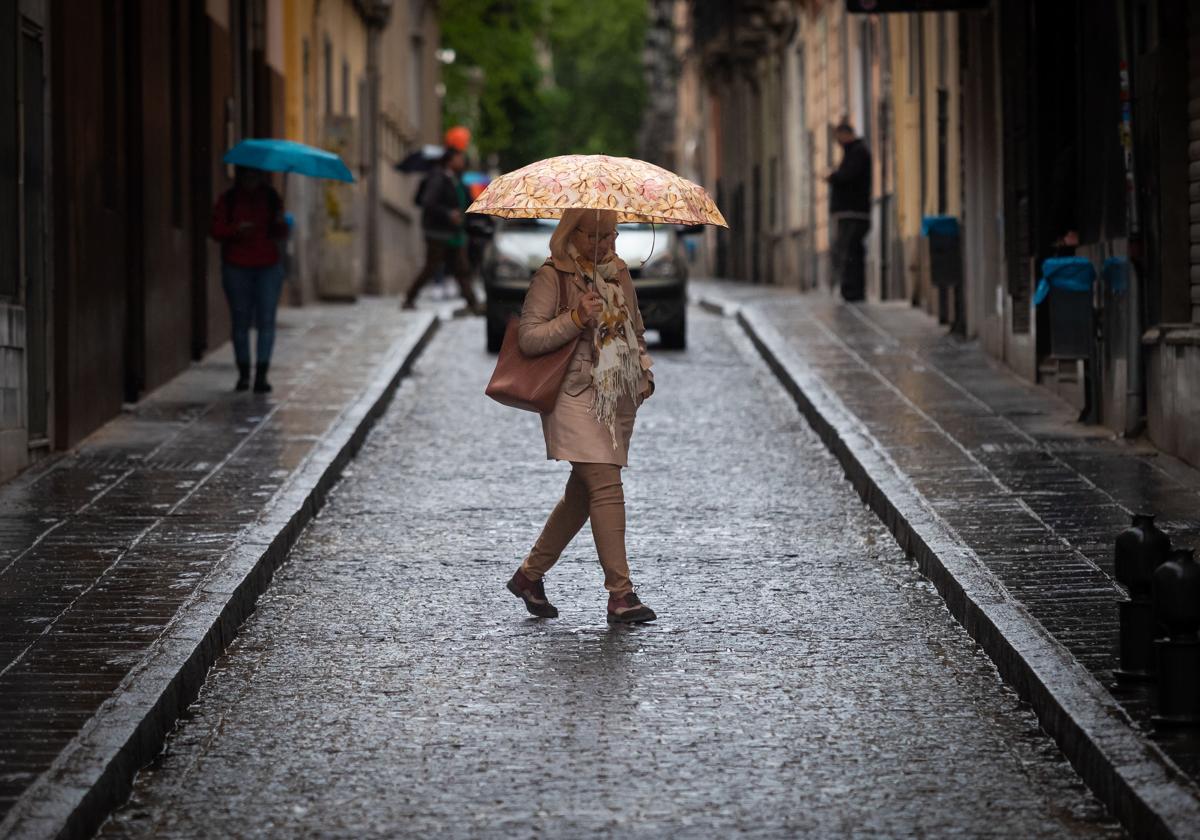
left=466, top=154, right=727, bottom=227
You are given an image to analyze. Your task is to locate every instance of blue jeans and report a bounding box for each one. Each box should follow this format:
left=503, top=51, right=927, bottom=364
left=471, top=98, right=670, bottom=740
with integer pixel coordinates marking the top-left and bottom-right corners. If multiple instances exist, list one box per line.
left=221, top=262, right=285, bottom=367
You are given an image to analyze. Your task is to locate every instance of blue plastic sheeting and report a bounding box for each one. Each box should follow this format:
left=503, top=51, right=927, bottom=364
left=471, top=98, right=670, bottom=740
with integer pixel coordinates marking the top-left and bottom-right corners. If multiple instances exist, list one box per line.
left=920, top=215, right=959, bottom=238
left=1103, top=256, right=1129, bottom=295
left=1034, top=257, right=1095, bottom=305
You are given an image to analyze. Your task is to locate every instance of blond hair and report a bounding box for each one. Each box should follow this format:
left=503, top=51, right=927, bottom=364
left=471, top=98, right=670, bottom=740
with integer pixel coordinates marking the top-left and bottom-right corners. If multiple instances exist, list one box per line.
left=548, top=208, right=618, bottom=265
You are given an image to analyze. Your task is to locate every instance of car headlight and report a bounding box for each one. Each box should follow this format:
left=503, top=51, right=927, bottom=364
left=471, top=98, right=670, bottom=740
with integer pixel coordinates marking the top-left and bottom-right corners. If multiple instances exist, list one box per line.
left=494, top=258, right=528, bottom=283
left=640, top=254, right=680, bottom=279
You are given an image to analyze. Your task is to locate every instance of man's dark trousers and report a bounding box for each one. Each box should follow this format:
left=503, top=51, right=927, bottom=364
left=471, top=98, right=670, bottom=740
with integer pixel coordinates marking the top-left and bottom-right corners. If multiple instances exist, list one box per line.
left=833, top=216, right=870, bottom=302
left=405, top=238, right=478, bottom=308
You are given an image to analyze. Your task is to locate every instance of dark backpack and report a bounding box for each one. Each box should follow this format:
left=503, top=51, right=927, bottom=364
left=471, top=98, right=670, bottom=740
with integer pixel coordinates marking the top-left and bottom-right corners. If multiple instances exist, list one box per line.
left=414, top=171, right=435, bottom=206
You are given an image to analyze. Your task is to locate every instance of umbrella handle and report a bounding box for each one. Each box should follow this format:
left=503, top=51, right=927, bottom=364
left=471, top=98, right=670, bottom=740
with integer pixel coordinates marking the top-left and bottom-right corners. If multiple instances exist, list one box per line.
left=642, top=223, right=656, bottom=268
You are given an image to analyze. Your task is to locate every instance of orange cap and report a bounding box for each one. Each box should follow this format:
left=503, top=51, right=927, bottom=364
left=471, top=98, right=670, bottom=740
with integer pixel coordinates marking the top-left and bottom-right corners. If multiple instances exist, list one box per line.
left=444, top=126, right=471, bottom=151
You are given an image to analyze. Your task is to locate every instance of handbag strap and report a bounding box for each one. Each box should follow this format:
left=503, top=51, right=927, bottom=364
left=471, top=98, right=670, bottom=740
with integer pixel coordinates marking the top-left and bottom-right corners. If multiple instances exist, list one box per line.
left=553, top=266, right=570, bottom=316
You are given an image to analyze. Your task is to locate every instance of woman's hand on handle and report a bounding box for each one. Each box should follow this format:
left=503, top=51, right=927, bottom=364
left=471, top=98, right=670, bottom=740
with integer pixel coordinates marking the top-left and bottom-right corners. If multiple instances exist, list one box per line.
left=576, top=290, right=602, bottom=325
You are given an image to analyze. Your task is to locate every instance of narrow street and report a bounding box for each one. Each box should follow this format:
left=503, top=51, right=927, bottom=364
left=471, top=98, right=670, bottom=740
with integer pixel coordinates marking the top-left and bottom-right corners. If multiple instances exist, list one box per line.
left=99, top=310, right=1121, bottom=839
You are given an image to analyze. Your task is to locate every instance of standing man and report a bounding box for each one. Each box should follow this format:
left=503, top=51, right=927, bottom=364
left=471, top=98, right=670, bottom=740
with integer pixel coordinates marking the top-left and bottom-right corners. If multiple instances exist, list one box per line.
left=827, top=120, right=872, bottom=303
left=403, top=148, right=481, bottom=312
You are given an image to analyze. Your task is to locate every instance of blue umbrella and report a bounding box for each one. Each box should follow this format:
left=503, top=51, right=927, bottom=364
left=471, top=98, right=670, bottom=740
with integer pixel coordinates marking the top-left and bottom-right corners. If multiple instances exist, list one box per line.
left=223, top=138, right=355, bottom=182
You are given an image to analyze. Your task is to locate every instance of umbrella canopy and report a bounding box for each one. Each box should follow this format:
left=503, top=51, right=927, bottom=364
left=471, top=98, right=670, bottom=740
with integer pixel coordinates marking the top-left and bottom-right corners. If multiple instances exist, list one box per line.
left=223, top=139, right=354, bottom=182
left=396, top=144, right=445, bottom=174
left=467, top=154, right=727, bottom=227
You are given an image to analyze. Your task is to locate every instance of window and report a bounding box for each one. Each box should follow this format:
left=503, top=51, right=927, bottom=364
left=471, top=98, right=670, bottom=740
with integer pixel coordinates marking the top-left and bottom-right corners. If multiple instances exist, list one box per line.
left=409, top=35, right=423, bottom=127
left=323, top=35, right=332, bottom=114
left=907, top=15, right=921, bottom=97
left=0, top=5, right=16, bottom=298
left=358, top=76, right=367, bottom=168
left=861, top=19, right=873, bottom=145
left=169, top=0, right=183, bottom=227
left=769, top=157, right=778, bottom=228
left=301, top=37, right=310, bottom=139
left=796, top=45, right=808, bottom=219
left=937, top=13, right=948, bottom=86
left=341, top=58, right=349, bottom=114
left=840, top=11, right=850, bottom=113
left=102, top=0, right=118, bottom=207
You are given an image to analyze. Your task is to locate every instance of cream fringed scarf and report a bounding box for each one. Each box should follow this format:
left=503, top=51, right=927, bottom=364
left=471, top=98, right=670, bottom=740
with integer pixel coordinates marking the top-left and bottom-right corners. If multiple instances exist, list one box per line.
left=569, top=243, right=642, bottom=449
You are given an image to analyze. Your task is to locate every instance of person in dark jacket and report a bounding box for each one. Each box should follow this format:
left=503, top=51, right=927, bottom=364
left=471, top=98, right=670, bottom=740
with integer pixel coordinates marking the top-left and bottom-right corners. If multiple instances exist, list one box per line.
left=403, top=148, right=481, bottom=311
left=210, top=166, right=289, bottom=393
left=827, top=120, right=872, bottom=302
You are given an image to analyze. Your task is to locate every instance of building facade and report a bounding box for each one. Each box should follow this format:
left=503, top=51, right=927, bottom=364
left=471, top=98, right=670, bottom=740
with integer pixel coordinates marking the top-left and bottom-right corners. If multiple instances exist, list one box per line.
left=0, top=0, right=288, bottom=482
left=281, top=0, right=441, bottom=303
left=680, top=0, right=1200, bottom=470
left=955, top=0, right=1194, bottom=457
left=36, top=0, right=285, bottom=472
left=0, top=0, right=442, bottom=484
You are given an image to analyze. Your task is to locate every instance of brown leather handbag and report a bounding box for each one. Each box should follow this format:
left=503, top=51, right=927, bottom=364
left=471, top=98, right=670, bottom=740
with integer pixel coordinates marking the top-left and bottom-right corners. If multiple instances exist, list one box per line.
left=485, top=269, right=576, bottom=413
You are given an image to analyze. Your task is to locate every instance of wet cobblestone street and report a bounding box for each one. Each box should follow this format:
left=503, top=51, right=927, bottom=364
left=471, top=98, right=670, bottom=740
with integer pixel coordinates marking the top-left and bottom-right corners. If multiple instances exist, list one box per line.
left=101, top=311, right=1123, bottom=838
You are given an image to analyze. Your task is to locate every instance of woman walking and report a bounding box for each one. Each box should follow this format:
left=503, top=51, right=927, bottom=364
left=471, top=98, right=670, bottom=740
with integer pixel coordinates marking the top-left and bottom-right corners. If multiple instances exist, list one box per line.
left=209, top=166, right=289, bottom=393
left=505, top=208, right=657, bottom=624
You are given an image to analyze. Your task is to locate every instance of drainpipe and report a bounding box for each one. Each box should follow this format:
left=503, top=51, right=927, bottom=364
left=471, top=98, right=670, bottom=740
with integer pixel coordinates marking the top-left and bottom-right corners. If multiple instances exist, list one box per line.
left=360, top=1, right=392, bottom=294
left=1117, top=0, right=1144, bottom=436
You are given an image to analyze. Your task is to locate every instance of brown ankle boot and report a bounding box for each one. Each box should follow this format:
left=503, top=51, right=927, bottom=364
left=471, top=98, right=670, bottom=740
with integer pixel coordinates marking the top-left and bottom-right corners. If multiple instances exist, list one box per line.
left=607, top=591, right=656, bottom=624
left=506, top=569, right=558, bottom=619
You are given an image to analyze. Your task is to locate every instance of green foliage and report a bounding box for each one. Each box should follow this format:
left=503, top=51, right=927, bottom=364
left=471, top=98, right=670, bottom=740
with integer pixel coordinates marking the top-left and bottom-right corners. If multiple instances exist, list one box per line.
left=439, top=0, right=648, bottom=170
left=543, top=0, right=647, bottom=159
left=439, top=0, right=550, bottom=171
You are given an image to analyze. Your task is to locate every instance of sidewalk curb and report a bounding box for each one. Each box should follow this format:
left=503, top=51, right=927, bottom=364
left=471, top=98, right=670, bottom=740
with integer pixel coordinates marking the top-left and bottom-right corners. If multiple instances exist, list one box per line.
left=701, top=293, right=1200, bottom=840
left=1, top=312, right=439, bottom=840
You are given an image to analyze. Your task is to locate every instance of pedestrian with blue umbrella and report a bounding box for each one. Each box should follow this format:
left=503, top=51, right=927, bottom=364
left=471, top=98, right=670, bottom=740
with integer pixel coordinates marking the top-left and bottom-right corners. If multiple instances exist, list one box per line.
left=211, top=139, right=354, bottom=393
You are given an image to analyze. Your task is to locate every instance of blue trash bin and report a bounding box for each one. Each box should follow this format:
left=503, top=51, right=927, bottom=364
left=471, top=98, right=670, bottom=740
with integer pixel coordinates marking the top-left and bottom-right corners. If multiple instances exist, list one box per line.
left=921, top=216, right=962, bottom=289
left=922, top=215, right=963, bottom=330
left=1035, top=257, right=1095, bottom=359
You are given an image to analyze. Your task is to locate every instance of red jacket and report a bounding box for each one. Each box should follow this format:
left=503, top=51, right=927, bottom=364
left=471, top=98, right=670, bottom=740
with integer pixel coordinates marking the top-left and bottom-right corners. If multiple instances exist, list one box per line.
left=210, top=185, right=289, bottom=268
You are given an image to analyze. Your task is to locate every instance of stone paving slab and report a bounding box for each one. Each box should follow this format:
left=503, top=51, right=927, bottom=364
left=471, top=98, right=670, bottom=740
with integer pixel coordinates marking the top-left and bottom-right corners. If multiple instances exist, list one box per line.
left=692, top=280, right=1200, bottom=839
left=0, top=302, right=437, bottom=840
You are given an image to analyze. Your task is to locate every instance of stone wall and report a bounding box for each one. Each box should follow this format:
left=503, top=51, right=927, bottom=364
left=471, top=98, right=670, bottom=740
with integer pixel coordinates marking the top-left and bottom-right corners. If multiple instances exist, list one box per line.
left=1145, top=329, right=1200, bottom=468
left=1145, top=4, right=1200, bottom=469
left=0, top=304, right=26, bottom=482
left=1190, top=2, right=1200, bottom=322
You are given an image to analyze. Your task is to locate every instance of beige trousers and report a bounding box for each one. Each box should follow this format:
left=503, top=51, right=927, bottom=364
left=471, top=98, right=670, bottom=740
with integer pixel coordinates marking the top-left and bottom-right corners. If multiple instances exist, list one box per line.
left=520, top=462, right=632, bottom=595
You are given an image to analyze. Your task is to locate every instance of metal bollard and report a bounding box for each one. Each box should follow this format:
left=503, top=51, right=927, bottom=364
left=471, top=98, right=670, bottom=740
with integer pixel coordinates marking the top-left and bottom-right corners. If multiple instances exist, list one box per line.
left=1114, top=513, right=1171, bottom=682
left=1151, top=548, right=1200, bottom=726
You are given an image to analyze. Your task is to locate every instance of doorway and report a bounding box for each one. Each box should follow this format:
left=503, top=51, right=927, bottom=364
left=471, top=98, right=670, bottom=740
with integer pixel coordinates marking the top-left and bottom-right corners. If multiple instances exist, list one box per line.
left=21, top=21, right=48, bottom=443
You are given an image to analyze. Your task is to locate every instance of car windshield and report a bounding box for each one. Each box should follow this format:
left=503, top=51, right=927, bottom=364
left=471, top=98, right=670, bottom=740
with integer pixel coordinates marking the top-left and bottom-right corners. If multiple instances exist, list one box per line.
left=495, top=220, right=674, bottom=238
left=500, top=218, right=557, bottom=232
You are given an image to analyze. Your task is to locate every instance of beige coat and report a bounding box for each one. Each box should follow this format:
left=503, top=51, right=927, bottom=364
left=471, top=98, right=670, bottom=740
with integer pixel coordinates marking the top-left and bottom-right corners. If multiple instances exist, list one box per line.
left=518, top=254, right=654, bottom=466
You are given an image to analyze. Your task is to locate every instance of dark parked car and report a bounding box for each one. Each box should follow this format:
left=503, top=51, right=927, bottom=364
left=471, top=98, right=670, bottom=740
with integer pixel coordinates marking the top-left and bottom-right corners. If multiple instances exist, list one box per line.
left=483, top=219, right=691, bottom=352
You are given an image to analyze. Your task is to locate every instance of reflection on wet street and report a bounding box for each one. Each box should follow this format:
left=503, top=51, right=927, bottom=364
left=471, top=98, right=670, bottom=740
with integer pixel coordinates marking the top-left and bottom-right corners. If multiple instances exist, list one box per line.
left=101, top=311, right=1122, bottom=838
